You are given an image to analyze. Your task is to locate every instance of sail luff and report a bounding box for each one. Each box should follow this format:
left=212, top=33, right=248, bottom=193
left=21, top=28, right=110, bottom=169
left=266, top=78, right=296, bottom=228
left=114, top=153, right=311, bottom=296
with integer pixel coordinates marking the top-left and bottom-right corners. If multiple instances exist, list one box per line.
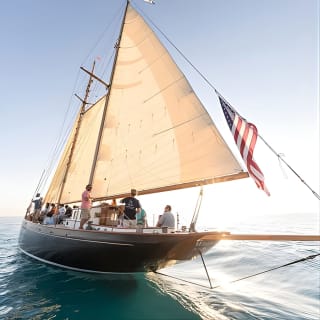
left=88, top=1, right=130, bottom=186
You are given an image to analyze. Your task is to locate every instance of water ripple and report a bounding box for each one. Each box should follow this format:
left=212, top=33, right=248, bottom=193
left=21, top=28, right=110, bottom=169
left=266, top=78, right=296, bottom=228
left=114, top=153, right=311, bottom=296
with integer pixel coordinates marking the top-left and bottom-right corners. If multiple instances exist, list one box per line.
left=0, top=215, right=319, bottom=320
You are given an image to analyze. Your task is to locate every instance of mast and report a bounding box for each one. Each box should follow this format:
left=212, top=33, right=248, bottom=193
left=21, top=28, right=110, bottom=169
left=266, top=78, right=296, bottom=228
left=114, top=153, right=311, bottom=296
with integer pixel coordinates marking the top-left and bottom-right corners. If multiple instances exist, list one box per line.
left=88, top=0, right=130, bottom=185
left=57, top=61, right=96, bottom=204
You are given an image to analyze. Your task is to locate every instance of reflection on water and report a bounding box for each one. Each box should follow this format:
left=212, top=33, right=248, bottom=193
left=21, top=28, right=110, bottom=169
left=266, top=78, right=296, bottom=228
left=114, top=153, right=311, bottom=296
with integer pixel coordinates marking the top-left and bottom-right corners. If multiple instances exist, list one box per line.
left=149, top=238, right=320, bottom=320
left=147, top=272, right=229, bottom=320
left=0, top=215, right=319, bottom=320
left=1, top=243, right=201, bottom=319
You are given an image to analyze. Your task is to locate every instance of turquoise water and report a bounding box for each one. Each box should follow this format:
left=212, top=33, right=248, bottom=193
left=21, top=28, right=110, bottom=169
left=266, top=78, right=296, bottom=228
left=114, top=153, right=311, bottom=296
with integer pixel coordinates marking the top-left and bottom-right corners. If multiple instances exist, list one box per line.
left=0, top=214, right=319, bottom=319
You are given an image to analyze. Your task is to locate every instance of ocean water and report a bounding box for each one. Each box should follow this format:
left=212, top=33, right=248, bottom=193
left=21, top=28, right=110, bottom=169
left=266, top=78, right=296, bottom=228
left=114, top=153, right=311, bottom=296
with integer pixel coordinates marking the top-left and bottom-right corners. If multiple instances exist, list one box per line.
left=0, top=214, right=319, bottom=320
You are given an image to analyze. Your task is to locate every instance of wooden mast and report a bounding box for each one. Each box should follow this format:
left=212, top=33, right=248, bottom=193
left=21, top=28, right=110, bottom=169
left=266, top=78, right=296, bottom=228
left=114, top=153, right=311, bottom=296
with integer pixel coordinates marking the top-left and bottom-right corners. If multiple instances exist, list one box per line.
left=57, top=61, right=96, bottom=204
left=88, top=0, right=130, bottom=185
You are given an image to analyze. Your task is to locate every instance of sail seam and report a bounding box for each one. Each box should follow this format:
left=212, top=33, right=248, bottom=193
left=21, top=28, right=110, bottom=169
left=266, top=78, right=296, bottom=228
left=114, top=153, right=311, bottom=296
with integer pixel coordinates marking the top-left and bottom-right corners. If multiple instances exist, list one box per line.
left=152, top=113, right=207, bottom=137
left=143, top=76, right=184, bottom=103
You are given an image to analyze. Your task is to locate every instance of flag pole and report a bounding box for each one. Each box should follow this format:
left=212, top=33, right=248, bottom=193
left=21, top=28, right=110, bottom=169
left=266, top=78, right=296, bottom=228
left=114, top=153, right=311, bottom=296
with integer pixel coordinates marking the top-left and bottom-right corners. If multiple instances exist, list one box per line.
left=258, top=135, right=320, bottom=200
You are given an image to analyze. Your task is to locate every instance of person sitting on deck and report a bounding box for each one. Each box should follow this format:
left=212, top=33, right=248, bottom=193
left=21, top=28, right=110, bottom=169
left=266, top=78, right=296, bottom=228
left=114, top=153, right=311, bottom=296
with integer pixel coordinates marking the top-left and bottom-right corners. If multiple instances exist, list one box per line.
left=65, top=205, right=73, bottom=218
left=57, top=204, right=66, bottom=223
left=47, top=203, right=56, bottom=217
left=43, top=204, right=56, bottom=225
left=157, top=205, right=175, bottom=229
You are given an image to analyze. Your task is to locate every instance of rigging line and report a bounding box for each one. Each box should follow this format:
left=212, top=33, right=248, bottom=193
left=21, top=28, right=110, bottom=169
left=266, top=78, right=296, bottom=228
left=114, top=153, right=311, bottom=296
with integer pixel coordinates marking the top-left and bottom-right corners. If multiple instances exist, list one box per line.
left=29, top=170, right=45, bottom=203
left=25, top=170, right=45, bottom=216
left=41, top=122, right=73, bottom=192
left=139, top=6, right=320, bottom=201
left=76, top=7, right=120, bottom=102
left=138, top=6, right=218, bottom=93
left=40, top=74, right=82, bottom=191
left=198, top=249, right=213, bottom=289
left=189, top=187, right=203, bottom=232
left=277, top=153, right=288, bottom=179
left=215, top=90, right=320, bottom=200
left=80, top=4, right=124, bottom=66
left=43, top=6, right=123, bottom=192
left=39, top=112, right=73, bottom=192
left=43, top=74, right=89, bottom=189
left=46, top=70, right=82, bottom=164
left=155, top=253, right=320, bottom=292
left=211, top=253, right=320, bottom=289
left=33, top=169, right=45, bottom=197
left=258, top=135, right=320, bottom=201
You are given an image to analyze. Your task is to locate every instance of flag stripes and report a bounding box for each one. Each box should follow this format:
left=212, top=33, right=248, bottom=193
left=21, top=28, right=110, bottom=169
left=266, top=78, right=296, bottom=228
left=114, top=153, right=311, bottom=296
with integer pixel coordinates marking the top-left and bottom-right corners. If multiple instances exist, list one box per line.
left=218, top=94, right=270, bottom=196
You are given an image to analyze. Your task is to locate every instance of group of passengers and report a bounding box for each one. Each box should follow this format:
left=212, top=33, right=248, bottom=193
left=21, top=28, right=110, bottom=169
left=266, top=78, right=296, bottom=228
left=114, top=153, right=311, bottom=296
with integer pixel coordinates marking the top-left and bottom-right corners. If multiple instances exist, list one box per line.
left=79, top=185, right=176, bottom=230
left=28, top=186, right=176, bottom=230
left=26, top=193, right=73, bottom=225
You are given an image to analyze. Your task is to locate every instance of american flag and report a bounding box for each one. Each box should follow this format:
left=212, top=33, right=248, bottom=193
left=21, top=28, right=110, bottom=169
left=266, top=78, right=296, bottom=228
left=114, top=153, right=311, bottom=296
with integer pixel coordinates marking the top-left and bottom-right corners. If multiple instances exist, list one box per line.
left=217, top=94, right=270, bottom=196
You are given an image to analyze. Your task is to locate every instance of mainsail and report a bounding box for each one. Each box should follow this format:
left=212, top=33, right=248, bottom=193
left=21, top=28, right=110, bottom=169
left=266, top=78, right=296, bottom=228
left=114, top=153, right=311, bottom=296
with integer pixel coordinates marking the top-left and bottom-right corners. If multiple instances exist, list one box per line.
left=45, top=4, right=248, bottom=204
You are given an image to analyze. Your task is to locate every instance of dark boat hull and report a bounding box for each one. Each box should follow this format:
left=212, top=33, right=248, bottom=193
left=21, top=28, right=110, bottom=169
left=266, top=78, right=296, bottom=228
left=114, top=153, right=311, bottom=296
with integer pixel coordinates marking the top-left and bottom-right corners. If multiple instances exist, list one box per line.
left=19, top=220, right=220, bottom=273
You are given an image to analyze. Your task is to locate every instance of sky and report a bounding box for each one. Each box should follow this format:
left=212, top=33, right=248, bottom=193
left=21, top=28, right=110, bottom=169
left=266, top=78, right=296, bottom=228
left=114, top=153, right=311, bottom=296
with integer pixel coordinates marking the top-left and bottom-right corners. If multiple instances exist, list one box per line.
left=0, top=0, right=319, bottom=227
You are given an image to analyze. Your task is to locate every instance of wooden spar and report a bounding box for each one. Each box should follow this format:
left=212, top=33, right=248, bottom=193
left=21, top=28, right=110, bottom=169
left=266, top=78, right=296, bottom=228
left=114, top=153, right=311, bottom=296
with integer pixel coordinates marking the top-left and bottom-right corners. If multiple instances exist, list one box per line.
left=91, top=172, right=249, bottom=202
left=201, top=233, right=320, bottom=241
left=80, top=67, right=109, bottom=88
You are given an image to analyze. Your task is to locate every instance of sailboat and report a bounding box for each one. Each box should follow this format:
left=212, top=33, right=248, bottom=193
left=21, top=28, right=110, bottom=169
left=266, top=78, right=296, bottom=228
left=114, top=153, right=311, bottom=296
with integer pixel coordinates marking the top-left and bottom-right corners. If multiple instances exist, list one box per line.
left=18, top=1, right=251, bottom=273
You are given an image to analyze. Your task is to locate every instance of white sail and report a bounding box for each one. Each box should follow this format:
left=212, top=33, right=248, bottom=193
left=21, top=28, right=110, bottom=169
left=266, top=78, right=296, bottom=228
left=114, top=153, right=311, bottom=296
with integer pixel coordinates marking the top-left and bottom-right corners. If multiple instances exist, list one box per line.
left=90, top=5, right=247, bottom=200
left=44, top=4, right=247, bottom=204
left=44, top=113, right=80, bottom=204
left=45, top=97, right=106, bottom=204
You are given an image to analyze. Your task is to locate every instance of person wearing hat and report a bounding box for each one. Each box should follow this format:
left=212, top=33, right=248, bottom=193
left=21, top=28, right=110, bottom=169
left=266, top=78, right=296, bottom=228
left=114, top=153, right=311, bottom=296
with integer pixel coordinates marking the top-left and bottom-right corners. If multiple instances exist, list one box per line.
left=120, top=189, right=141, bottom=228
left=79, top=184, right=93, bottom=229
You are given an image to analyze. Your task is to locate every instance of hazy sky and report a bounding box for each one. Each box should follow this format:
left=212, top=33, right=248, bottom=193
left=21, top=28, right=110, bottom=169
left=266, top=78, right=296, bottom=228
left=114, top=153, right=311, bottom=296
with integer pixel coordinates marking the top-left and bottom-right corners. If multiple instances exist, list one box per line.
left=0, top=0, right=319, bottom=223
